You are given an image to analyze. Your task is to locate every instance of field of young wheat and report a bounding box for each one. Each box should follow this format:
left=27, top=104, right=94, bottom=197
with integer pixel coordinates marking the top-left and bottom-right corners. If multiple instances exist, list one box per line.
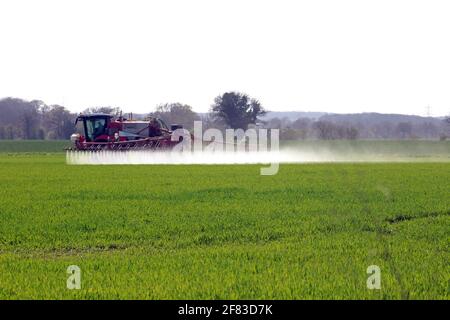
left=0, top=141, right=448, bottom=299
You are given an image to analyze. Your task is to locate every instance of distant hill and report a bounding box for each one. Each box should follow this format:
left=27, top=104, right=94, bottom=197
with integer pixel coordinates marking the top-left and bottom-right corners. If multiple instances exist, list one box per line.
left=262, top=111, right=327, bottom=121
left=315, top=112, right=447, bottom=139
left=261, top=111, right=445, bottom=124
left=319, top=112, right=442, bottom=125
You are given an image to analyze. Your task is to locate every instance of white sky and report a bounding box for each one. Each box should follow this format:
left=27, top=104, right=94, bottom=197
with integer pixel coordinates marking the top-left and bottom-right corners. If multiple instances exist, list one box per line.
left=1, top=0, right=449, bottom=116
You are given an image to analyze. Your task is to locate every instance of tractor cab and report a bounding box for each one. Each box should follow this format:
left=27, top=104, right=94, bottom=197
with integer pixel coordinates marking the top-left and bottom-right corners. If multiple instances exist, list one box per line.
left=75, top=114, right=112, bottom=142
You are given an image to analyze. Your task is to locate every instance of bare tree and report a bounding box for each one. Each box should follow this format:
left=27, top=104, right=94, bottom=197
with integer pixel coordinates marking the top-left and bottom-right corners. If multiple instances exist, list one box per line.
left=396, top=122, right=412, bottom=139
left=314, top=121, right=335, bottom=140
left=43, top=105, right=75, bottom=139
left=150, top=103, right=200, bottom=131
left=83, top=106, right=121, bottom=115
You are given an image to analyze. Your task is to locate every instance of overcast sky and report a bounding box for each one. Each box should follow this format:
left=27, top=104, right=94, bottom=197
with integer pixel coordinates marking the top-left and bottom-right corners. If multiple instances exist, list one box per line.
left=1, top=0, right=449, bottom=116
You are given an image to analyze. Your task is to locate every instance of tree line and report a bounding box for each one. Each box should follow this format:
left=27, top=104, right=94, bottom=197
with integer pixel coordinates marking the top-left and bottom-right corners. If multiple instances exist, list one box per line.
left=0, top=93, right=448, bottom=140
left=265, top=115, right=449, bottom=140
left=0, top=92, right=264, bottom=140
left=0, top=98, right=74, bottom=140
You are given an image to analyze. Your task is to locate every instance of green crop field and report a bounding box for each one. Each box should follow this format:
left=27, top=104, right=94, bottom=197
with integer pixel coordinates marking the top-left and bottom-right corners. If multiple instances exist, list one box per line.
left=0, top=140, right=70, bottom=153
left=0, top=141, right=449, bottom=299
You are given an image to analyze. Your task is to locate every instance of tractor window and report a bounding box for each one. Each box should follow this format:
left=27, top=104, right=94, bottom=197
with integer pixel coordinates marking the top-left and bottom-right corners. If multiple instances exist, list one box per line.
left=86, top=118, right=107, bottom=141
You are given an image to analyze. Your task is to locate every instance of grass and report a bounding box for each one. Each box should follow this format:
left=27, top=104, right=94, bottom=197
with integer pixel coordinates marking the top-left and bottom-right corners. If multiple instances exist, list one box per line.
left=0, top=140, right=70, bottom=153
left=0, top=146, right=449, bottom=299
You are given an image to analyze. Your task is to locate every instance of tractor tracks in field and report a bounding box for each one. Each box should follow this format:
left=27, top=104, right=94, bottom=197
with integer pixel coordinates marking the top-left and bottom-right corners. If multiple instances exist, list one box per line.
left=360, top=203, right=410, bottom=299
left=373, top=210, right=448, bottom=300
left=362, top=206, right=411, bottom=299
left=353, top=174, right=449, bottom=299
left=385, top=210, right=449, bottom=224
left=0, top=243, right=131, bottom=259
left=351, top=172, right=410, bottom=299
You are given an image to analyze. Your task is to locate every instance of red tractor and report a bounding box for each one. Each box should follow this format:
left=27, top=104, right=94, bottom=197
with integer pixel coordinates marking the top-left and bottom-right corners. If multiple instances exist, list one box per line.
left=70, top=113, right=184, bottom=151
